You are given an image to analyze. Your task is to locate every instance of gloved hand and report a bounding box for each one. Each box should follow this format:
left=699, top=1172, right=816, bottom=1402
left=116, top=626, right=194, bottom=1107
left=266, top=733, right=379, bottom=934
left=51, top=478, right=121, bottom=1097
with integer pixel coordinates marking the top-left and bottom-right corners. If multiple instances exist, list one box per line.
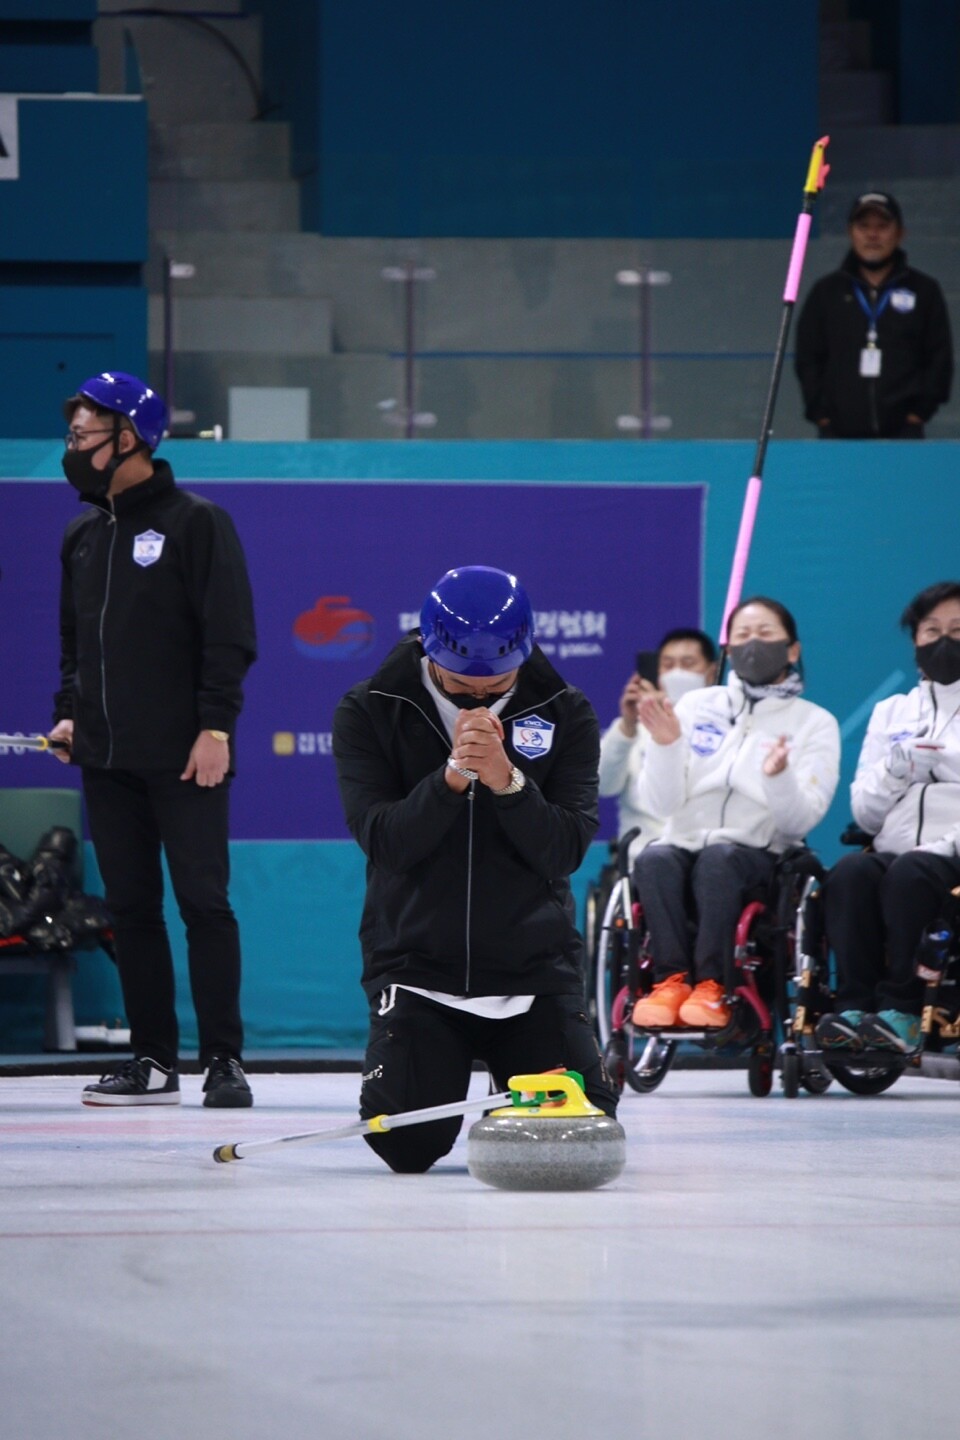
left=886, top=742, right=942, bottom=785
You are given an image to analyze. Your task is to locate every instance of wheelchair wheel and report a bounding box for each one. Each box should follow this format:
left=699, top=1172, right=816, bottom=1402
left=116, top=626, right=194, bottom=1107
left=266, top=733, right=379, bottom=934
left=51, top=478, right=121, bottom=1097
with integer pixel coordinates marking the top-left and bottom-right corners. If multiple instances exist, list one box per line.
left=594, top=941, right=618, bottom=1049
left=583, top=847, right=619, bottom=1031
left=594, top=886, right=635, bottom=1050
left=624, top=1034, right=677, bottom=1094
left=781, top=1048, right=800, bottom=1099
left=583, top=883, right=602, bottom=1027
left=823, top=1059, right=904, bottom=1095
left=603, top=1033, right=628, bottom=1096
left=800, top=1063, right=833, bottom=1095
left=748, top=1044, right=774, bottom=1097
left=604, top=1026, right=676, bottom=1095
left=781, top=1043, right=832, bottom=1097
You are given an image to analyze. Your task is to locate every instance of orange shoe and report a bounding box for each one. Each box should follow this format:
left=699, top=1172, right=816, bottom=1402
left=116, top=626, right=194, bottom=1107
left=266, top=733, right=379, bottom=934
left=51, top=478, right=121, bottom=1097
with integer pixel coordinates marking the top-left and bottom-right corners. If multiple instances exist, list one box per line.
left=678, top=979, right=731, bottom=1028
left=632, top=972, right=692, bottom=1027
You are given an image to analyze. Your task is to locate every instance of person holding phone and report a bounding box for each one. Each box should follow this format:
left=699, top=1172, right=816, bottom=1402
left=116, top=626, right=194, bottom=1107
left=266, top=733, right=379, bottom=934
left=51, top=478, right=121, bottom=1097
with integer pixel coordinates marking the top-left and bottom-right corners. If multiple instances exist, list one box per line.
left=817, top=581, right=960, bottom=1054
left=598, top=629, right=718, bottom=862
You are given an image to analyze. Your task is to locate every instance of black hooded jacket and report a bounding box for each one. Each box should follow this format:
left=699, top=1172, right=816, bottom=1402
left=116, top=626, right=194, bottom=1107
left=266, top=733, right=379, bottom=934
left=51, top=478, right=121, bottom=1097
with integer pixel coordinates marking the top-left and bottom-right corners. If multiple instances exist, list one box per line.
left=794, top=248, right=953, bottom=437
left=333, top=636, right=600, bottom=1001
left=55, top=460, right=257, bottom=770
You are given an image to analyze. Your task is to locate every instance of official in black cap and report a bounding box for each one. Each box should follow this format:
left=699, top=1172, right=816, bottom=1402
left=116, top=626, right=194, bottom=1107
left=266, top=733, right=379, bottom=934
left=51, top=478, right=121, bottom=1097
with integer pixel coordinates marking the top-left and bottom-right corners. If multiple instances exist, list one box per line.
left=794, top=190, right=953, bottom=438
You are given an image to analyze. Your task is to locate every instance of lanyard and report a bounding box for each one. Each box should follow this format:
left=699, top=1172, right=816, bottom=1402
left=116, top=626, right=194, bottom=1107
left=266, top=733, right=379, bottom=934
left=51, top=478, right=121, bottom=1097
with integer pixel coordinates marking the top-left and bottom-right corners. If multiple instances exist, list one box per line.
left=853, top=284, right=892, bottom=344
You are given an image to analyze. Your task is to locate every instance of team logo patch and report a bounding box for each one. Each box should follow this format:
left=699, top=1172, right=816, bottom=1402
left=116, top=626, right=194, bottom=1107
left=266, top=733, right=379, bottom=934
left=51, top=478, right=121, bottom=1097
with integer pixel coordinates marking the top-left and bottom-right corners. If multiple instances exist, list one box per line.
left=690, top=721, right=725, bottom=757
left=889, top=289, right=916, bottom=313
left=512, top=714, right=554, bottom=759
left=132, top=529, right=165, bottom=567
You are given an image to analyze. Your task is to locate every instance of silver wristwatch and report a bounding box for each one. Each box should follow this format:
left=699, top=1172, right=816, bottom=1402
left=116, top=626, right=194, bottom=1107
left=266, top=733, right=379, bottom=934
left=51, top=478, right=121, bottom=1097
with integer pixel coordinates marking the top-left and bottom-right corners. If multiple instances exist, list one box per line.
left=447, top=757, right=479, bottom=782
left=491, top=765, right=526, bottom=796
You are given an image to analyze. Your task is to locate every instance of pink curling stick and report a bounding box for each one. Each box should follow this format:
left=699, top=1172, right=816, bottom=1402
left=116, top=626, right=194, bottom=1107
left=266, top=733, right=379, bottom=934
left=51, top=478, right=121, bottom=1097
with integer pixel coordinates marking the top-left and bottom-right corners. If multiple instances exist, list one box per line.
left=720, top=136, right=830, bottom=645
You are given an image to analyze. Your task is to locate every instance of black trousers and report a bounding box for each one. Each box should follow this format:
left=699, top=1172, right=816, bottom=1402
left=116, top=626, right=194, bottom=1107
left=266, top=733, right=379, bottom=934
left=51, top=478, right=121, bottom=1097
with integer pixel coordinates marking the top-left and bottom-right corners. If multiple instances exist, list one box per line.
left=823, top=849, right=960, bottom=1016
left=359, top=988, right=619, bottom=1173
left=633, top=842, right=778, bottom=984
left=82, top=767, right=244, bottom=1068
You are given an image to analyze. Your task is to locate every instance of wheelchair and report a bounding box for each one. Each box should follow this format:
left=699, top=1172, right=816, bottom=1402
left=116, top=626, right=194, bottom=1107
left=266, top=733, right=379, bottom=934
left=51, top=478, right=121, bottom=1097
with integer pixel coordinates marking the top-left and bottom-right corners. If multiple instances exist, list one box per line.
left=781, top=825, right=960, bottom=1096
left=582, top=837, right=620, bottom=1032
left=590, top=828, right=832, bottom=1098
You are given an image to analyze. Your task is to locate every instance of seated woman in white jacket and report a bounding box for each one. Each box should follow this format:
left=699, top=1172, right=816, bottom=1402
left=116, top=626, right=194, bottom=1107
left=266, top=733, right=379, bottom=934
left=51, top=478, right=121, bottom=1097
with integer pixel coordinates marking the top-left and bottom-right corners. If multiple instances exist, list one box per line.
left=631, top=597, right=841, bottom=1030
left=817, top=581, right=960, bottom=1055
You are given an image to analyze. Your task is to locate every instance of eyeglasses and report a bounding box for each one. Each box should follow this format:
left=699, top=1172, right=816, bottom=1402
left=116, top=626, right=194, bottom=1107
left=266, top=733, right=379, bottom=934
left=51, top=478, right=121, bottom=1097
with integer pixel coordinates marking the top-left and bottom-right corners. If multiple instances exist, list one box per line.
left=917, top=623, right=960, bottom=642
left=65, top=428, right=114, bottom=450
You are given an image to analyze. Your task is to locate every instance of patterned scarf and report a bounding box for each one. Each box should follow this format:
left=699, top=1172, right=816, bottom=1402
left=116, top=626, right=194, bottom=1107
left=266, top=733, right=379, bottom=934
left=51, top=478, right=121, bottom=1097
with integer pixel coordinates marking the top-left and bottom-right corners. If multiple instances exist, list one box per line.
left=740, top=669, right=805, bottom=705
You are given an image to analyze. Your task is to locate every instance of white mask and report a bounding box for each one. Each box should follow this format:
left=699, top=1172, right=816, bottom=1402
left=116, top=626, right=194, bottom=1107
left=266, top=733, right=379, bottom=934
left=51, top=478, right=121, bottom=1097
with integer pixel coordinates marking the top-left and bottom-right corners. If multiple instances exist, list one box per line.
left=661, top=668, right=708, bottom=704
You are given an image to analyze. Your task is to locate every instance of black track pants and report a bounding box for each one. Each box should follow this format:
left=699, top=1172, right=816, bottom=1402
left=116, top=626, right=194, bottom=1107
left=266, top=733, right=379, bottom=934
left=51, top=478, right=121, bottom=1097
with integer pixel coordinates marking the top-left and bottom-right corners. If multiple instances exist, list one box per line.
left=358, top=988, right=618, bottom=1174
left=823, top=848, right=960, bottom=1015
left=634, top=842, right=778, bottom=983
left=82, top=767, right=244, bottom=1068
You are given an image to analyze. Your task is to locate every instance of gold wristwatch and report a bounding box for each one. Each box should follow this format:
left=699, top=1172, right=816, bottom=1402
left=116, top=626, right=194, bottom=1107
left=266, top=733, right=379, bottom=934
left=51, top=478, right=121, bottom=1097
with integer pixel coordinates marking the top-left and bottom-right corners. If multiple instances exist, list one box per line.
left=491, top=765, right=526, bottom=796
left=206, top=730, right=230, bottom=743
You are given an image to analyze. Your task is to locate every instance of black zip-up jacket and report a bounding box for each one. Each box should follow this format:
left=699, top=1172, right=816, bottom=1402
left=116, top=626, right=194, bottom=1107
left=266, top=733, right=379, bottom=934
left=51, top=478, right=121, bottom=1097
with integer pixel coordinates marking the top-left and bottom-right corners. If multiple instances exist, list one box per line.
left=794, top=248, right=953, bottom=437
left=54, top=460, right=257, bottom=770
left=333, top=636, right=600, bottom=1001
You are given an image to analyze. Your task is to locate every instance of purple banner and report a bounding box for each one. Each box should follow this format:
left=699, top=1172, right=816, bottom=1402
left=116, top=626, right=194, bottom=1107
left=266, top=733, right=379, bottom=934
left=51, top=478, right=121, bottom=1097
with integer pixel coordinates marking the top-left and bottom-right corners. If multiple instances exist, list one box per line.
left=0, top=480, right=703, bottom=839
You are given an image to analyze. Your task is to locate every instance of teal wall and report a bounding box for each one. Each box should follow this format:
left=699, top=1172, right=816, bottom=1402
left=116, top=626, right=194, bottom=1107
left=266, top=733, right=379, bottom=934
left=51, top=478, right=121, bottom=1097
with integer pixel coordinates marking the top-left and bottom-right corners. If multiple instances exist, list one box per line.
left=2, top=437, right=956, bottom=1050
left=256, top=0, right=818, bottom=238
left=0, top=96, right=148, bottom=438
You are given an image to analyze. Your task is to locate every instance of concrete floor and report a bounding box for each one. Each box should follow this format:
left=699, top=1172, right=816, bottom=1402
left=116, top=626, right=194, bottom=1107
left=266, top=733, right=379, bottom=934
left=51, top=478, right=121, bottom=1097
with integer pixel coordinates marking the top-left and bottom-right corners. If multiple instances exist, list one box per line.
left=2, top=1068, right=958, bottom=1440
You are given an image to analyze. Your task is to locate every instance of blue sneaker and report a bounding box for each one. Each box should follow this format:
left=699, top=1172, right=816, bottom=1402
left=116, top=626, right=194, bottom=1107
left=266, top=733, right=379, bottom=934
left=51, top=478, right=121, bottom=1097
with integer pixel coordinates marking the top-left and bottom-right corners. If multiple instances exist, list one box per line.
left=814, top=1010, right=864, bottom=1051
left=858, top=1010, right=921, bottom=1053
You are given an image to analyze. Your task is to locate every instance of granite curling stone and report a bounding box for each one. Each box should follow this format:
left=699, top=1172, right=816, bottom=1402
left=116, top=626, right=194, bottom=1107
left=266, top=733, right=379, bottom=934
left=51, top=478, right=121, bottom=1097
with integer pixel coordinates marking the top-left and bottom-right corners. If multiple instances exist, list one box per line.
left=466, top=1071, right=626, bottom=1191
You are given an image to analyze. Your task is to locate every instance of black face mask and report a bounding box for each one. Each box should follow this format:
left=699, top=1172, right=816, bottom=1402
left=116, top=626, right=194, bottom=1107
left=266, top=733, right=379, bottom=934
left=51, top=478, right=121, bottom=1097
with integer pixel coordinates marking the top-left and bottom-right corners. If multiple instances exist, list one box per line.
left=728, top=638, right=791, bottom=687
left=429, top=663, right=509, bottom=709
left=916, top=636, right=960, bottom=687
left=61, top=434, right=115, bottom=498
left=61, top=434, right=143, bottom=498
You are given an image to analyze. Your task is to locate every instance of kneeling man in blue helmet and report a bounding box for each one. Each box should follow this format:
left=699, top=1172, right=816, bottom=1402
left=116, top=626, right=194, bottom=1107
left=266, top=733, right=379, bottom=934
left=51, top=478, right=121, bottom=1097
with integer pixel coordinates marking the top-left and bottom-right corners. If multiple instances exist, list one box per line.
left=333, top=565, right=618, bottom=1173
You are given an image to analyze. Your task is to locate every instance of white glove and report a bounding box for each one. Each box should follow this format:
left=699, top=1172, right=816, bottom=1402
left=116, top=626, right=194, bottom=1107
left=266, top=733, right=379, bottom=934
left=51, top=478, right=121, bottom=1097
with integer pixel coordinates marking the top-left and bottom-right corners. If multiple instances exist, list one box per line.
left=886, top=742, right=942, bottom=784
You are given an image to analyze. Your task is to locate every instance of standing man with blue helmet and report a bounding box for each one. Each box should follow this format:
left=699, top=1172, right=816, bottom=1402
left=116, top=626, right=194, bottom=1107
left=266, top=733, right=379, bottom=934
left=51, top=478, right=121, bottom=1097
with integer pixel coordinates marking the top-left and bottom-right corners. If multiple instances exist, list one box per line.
left=333, top=565, right=616, bottom=1173
left=48, top=372, right=257, bottom=1108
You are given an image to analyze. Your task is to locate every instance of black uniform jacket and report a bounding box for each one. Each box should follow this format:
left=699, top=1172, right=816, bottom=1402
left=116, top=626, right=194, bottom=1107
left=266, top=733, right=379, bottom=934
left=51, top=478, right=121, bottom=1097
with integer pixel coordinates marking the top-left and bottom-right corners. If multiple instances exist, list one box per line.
left=55, top=460, right=257, bottom=770
left=794, top=248, right=953, bottom=437
left=333, top=636, right=600, bottom=1001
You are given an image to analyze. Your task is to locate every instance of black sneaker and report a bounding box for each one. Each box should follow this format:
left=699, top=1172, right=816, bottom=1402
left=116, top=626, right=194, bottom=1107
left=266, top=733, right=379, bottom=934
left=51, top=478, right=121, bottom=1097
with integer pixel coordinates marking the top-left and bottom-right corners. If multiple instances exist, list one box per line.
left=202, top=1055, right=253, bottom=1109
left=81, top=1056, right=180, bottom=1107
left=814, top=1011, right=865, bottom=1052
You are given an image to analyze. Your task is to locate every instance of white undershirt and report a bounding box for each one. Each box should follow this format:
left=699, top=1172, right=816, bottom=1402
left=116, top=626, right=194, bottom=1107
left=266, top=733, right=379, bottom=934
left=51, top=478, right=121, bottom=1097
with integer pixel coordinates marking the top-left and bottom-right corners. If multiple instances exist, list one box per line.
left=393, top=662, right=534, bottom=1019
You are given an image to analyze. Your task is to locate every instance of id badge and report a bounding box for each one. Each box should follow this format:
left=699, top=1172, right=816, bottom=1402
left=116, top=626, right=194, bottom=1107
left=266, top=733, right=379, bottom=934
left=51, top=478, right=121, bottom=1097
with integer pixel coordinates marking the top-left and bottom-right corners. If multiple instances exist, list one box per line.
left=860, top=346, right=882, bottom=378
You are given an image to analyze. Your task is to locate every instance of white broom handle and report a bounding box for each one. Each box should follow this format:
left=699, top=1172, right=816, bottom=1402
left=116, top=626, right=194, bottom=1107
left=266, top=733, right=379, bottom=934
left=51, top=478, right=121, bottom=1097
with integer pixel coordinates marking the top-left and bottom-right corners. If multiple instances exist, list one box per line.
left=214, top=1089, right=513, bottom=1163
left=0, top=733, right=69, bottom=752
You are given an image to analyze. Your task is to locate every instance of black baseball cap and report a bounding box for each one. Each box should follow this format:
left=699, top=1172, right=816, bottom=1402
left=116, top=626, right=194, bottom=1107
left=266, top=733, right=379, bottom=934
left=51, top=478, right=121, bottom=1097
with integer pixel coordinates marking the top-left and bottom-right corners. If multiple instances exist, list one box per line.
left=848, top=191, right=903, bottom=225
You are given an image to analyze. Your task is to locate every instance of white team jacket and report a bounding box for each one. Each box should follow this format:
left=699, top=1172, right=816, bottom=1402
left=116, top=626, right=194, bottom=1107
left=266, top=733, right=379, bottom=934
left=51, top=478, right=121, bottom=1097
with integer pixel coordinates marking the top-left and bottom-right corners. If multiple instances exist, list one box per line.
left=851, top=676, right=960, bottom=857
left=598, top=719, right=664, bottom=860
left=635, top=675, right=841, bottom=853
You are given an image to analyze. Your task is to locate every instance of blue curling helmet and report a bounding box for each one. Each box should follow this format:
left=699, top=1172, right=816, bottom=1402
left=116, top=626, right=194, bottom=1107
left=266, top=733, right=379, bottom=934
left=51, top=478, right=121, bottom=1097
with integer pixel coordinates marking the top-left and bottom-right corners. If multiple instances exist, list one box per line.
left=420, top=566, right=535, bottom=676
left=66, top=371, right=168, bottom=450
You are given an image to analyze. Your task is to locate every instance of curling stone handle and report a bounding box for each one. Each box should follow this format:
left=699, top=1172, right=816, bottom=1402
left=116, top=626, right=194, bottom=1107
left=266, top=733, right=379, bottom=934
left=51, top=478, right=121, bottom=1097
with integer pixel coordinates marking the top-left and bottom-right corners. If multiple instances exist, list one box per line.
left=506, top=1072, right=602, bottom=1117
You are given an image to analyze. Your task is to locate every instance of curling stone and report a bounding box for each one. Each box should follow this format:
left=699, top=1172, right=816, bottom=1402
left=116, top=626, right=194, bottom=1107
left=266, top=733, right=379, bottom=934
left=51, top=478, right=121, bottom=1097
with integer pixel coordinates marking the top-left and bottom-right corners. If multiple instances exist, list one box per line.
left=467, top=1071, right=625, bottom=1192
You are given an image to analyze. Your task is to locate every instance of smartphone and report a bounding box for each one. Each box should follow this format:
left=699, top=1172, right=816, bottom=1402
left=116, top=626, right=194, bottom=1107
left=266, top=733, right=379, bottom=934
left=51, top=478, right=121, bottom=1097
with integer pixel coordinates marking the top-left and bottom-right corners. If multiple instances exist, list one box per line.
left=635, top=650, right=660, bottom=687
